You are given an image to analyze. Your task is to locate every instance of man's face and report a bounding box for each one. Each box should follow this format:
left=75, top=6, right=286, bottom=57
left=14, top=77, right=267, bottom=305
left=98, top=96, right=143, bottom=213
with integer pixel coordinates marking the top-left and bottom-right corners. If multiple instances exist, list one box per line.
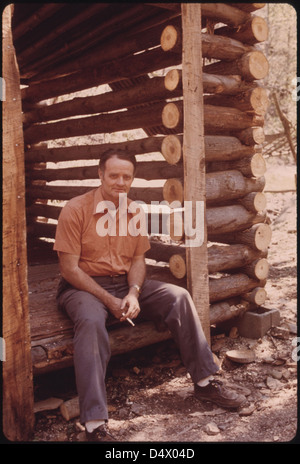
left=99, top=156, right=135, bottom=204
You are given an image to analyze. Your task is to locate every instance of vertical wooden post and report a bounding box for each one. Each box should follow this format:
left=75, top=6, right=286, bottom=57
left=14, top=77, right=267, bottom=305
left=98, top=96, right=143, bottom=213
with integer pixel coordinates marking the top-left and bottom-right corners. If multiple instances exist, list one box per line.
left=181, top=4, right=211, bottom=343
left=2, top=5, right=35, bottom=441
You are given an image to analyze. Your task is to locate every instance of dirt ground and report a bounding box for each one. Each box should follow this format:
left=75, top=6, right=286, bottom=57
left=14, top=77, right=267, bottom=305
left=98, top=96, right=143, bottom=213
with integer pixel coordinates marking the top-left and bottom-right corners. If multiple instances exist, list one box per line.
left=31, top=156, right=298, bottom=445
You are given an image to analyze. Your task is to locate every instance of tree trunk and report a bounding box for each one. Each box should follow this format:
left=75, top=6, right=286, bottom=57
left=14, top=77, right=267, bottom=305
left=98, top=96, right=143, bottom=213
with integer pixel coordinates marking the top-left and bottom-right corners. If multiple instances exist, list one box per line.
left=209, top=273, right=263, bottom=303
left=168, top=243, right=266, bottom=278
left=26, top=135, right=166, bottom=164
left=207, top=153, right=266, bottom=178
left=210, top=223, right=272, bottom=251
left=200, top=3, right=250, bottom=27
left=22, top=46, right=182, bottom=103
left=210, top=299, right=250, bottom=325
left=237, top=126, right=265, bottom=145
left=25, top=134, right=255, bottom=165
left=24, top=72, right=182, bottom=125
left=215, top=16, right=269, bottom=45
left=204, top=50, right=269, bottom=81
left=162, top=171, right=265, bottom=206
left=204, top=87, right=269, bottom=116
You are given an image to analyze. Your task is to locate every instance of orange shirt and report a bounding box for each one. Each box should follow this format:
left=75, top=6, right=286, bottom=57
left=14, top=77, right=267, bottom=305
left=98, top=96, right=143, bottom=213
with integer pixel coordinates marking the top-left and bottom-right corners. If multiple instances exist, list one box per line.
left=53, top=186, right=151, bottom=276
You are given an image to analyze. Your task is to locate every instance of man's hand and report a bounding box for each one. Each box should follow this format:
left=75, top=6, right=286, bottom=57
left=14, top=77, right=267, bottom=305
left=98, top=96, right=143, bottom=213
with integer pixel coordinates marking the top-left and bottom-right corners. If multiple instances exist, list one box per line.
left=120, top=293, right=140, bottom=322
left=106, top=295, right=124, bottom=320
left=106, top=293, right=140, bottom=322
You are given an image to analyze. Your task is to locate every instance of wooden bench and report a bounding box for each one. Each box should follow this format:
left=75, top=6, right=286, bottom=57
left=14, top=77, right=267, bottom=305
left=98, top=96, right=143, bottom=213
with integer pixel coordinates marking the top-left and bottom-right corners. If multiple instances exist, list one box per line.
left=29, top=263, right=173, bottom=375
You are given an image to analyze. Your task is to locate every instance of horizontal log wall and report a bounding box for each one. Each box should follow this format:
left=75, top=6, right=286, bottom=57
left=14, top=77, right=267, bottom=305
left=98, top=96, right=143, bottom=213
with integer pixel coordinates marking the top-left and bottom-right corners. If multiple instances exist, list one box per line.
left=21, top=3, right=270, bottom=371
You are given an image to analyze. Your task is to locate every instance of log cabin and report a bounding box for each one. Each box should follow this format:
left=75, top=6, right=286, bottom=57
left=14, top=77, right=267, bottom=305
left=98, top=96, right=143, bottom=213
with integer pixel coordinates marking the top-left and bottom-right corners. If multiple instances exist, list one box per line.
left=2, top=3, right=271, bottom=440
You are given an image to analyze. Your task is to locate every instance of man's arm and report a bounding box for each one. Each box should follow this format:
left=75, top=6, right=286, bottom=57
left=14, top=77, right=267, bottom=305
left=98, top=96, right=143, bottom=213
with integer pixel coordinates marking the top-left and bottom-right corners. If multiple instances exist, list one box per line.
left=120, top=254, right=146, bottom=321
left=58, top=251, right=124, bottom=320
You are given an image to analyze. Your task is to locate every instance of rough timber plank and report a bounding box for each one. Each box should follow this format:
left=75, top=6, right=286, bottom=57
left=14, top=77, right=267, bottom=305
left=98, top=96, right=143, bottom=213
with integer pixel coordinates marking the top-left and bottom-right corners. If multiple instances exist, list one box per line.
left=181, top=4, right=211, bottom=343
left=2, top=4, right=34, bottom=440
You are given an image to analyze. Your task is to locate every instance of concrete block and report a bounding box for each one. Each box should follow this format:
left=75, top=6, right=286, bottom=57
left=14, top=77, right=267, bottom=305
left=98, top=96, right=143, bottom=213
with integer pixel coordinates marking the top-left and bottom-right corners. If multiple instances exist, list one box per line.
left=237, top=307, right=280, bottom=339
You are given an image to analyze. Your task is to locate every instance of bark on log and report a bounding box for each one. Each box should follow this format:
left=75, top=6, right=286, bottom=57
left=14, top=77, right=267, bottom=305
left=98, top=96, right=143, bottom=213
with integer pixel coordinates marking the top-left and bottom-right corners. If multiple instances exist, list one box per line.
left=24, top=72, right=182, bottom=125
left=29, top=160, right=183, bottom=182
left=205, top=171, right=265, bottom=205
left=12, top=4, right=64, bottom=41
left=200, top=3, right=251, bottom=27
left=209, top=273, right=263, bottom=303
left=214, top=16, right=269, bottom=45
left=207, top=153, right=266, bottom=178
left=203, top=51, right=269, bottom=81
left=147, top=264, right=263, bottom=305
left=161, top=100, right=263, bottom=133
left=25, top=134, right=254, bottom=165
left=29, top=15, right=180, bottom=83
left=237, top=127, right=265, bottom=145
left=238, top=192, right=267, bottom=213
left=229, top=4, right=266, bottom=13
left=241, top=287, right=267, bottom=305
left=168, top=204, right=265, bottom=241
left=163, top=172, right=265, bottom=206
left=204, top=87, right=269, bottom=116
left=167, top=243, right=266, bottom=279
left=22, top=47, right=182, bottom=103
left=206, top=206, right=266, bottom=235
left=26, top=135, right=166, bottom=163
left=203, top=135, right=255, bottom=161
left=18, top=4, right=107, bottom=69
left=22, top=4, right=158, bottom=78
left=24, top=101, right=168, bottom=144
left=210, top=223, right=272, bottom=251
left=243, top=257, right=269, bottom=280
left=161, top=25, right=254, bottom=60
left=27, top=185, right=164, bottom=204
left=210, top=299, right=250, bottom=325
left=202, top=72, right=256, bottom=96
left=24, top=100, right=262, bottom=144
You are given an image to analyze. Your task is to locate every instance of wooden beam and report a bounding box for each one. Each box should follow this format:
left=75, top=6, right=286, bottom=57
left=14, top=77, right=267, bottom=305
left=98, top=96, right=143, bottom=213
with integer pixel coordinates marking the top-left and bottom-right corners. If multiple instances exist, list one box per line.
left=2, top=4, right=35, bottom=441
left=21, top=47, right=182, bottom=104
left=181, top=4, right=211, bottom=342
left=23, top=73, right=182, bottom=125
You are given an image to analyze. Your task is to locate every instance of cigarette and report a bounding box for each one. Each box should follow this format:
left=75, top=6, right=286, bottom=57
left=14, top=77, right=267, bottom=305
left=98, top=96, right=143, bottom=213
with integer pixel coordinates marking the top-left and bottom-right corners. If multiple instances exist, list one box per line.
left=122, top=313, right=135, bottom=327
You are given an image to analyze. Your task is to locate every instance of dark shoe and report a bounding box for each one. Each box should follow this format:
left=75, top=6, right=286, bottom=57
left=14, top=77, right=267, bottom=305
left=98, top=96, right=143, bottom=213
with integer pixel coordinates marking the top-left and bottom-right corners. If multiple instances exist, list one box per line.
left=194, top=380, right=246, bottom=409
left=85, top=423, right=117, bottom=442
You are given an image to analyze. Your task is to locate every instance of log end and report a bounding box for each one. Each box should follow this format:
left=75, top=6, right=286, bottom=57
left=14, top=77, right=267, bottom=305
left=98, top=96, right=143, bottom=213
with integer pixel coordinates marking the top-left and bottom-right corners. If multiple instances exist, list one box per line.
left=160, top=24, right=180, bottom=52
left=162, top=102, right=182, bottom=129
left=247, top=51, right=269, bottom=80
left=169, top=254, right=186, bottom=279
left=161, top=135, right=182, bottom=164
left=251, top=16, right=269, bottom=43
left=163, top=178, right=183, bottom=204
left=164, top=69, right=182, bottom=92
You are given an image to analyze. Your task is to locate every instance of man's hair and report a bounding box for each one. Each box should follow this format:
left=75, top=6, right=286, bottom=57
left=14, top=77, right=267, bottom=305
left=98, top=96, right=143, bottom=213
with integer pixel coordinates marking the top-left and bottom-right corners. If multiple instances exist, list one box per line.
left=99, top=149, right=137, bottom=173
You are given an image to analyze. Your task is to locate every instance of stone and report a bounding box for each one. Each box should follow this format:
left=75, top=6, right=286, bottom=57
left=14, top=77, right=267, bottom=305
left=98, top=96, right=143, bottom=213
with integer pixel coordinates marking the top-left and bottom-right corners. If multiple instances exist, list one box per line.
left=239, top=404, right=256, bottom=416
left=266, top=376, right=281, bottom=390
left=203, top=422, right=220, bottom=435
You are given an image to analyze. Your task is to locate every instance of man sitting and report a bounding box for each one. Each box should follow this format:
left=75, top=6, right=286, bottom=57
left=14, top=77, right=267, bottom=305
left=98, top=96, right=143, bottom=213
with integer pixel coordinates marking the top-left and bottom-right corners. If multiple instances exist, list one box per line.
left=54, top=150, right=245, bottom=441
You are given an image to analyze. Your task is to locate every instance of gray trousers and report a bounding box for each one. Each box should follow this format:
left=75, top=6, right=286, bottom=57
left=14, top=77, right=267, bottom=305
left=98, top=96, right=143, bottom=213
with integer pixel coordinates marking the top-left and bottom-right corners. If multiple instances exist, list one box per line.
left=57, top=276, right=219, bottom=424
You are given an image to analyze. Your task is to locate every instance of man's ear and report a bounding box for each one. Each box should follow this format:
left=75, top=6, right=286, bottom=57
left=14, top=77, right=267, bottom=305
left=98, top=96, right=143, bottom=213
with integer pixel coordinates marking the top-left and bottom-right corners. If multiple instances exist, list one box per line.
left=98, top=167, right=104, bottom=182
